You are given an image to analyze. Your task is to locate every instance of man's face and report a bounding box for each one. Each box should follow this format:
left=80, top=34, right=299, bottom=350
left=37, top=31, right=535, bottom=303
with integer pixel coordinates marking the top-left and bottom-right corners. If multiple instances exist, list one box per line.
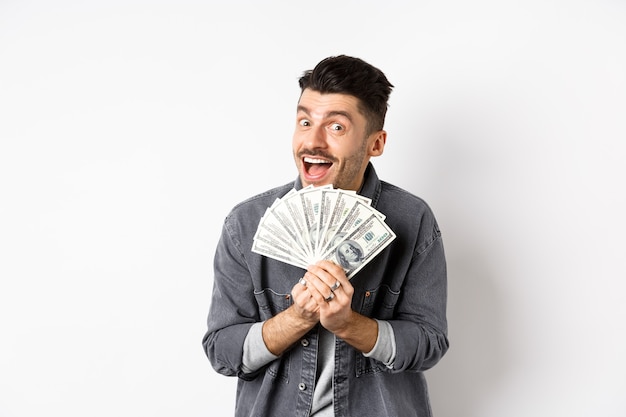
left=339, top=243, right=359, bottom=262
left=292, top=89, right=386, bottom=191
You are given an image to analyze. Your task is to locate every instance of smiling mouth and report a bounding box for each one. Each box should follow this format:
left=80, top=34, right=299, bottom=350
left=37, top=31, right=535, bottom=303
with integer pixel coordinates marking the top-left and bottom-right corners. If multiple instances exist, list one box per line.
left=303, top=156, right=333, bottom=178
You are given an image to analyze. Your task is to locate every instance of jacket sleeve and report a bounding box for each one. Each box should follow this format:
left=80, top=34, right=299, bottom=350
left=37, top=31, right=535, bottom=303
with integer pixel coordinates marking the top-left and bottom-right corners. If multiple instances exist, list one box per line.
left=202, top=217, right=259, bottom=377
left=388, top=221, right=449, bottom=373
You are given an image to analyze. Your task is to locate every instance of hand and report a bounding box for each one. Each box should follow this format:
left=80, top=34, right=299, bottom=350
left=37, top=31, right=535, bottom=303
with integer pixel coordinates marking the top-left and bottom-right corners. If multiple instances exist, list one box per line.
left=303, top=260, right=354, bottom=334
left=290, top=275, right=320, bottom=325
left=261, top=276, right=322, bottom=356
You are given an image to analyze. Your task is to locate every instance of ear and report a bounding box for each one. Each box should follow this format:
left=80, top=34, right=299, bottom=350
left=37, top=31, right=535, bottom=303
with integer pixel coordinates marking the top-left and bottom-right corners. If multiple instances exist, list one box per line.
left=368, top=130, right=387, bottom=157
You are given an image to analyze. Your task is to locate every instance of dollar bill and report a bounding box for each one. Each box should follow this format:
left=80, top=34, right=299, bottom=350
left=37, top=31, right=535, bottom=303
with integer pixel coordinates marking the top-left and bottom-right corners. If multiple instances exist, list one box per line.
left=253, top=207, right=310, bottom=262
left=319, top=212, right=396, bottom=278
left=314, top=190, right=353, bottom=257
left=280, top=185, right=332, bottom=258
left=252, top=185, right=395, bottom=278
left=251, top=236, right=309, bottom=269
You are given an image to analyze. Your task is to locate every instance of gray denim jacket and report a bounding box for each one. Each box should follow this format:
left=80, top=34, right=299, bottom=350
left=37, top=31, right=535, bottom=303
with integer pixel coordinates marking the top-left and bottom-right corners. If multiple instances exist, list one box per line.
left=203, top=164, right=449, bottom=417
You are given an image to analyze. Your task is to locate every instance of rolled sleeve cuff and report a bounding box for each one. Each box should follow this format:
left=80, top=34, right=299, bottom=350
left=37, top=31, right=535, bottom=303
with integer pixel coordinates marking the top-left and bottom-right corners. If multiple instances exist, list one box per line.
left=362, top=319, right=396, bottom=369
left=241, top=322, right=279, bottom=374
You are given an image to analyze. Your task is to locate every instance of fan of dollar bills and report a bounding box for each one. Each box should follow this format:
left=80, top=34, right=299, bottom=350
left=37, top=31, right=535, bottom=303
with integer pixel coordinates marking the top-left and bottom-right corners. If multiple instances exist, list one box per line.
left=252, top=185, right=396, bottom=279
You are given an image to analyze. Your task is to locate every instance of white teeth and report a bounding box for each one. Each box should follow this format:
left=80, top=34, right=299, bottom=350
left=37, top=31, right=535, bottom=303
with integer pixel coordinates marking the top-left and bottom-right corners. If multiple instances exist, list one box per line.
left=304, top=157, right=329, bottom=164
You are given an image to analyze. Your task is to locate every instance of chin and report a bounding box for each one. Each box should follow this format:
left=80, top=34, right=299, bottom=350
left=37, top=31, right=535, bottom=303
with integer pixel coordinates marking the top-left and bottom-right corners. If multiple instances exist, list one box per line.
left=300, top=172, right=334, bottom=188
left=303, top=179, right=330, bottom=188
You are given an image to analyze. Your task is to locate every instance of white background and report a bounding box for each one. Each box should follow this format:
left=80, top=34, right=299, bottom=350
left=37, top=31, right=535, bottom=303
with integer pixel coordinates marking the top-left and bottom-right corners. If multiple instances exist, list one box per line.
left=1, top=1, right=625, bottom=416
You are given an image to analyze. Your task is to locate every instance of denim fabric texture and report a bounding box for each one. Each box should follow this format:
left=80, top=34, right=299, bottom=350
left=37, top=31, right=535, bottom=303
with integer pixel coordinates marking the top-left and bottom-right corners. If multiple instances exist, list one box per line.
left=203, top=163, right=449, bottom=417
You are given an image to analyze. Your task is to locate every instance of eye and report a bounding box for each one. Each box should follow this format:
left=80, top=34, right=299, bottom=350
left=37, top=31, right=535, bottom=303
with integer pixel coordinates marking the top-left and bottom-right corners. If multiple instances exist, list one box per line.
left=330, top=123, right=344, bottom=131
left=299, top=119, right=311, bottom=127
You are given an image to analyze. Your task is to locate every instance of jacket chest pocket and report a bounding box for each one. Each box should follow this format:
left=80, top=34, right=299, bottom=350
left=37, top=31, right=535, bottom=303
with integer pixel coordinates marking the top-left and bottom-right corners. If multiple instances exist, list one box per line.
left=355, top=285, right=401, bottom=319
left=254, top=288, right=293, bottom=320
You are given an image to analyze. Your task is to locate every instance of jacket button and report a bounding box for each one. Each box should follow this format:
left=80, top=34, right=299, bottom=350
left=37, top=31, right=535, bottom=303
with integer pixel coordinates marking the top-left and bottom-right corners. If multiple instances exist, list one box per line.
left=300, top=339, right=309, bottom=347
left=298, top=383, right=306, bottom=391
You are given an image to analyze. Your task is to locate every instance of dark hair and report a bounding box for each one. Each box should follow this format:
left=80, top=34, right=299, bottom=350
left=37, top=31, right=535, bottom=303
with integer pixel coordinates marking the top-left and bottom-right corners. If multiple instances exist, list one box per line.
left=298, top=55, right=394, bottom=134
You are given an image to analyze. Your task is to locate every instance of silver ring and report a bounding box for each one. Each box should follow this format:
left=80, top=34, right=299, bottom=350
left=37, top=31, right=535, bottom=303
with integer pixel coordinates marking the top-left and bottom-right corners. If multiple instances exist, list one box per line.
left=324, top=292, right=335, bottom=302
left=330, top=281, right=341, bottom=291
left=299, top=277, right=307, bottom=286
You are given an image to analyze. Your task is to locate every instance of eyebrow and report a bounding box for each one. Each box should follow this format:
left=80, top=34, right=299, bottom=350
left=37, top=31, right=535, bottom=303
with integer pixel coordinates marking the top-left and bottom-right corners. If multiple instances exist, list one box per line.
left=296, top=105, right=354, bottom=124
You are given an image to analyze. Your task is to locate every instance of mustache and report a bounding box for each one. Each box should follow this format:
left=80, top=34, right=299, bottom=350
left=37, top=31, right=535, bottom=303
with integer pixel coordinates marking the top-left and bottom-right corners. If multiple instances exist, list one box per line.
left=298, top=150, right=336, bottom=162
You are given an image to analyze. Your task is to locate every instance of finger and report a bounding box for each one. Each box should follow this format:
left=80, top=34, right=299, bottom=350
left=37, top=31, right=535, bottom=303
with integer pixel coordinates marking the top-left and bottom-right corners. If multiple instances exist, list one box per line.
left=291, top=280, right=313, bottom=305
left=300, top=295, right=319, bottom=314
left=317, top=261, right=354, bottom=296
left=291, top=286, right=320, bottom=319
left=303, top=270, right=335, bottom=303
left=291, top=279, right=306, bottom=297
left=307, top=263, right=340, bottom=289
left=292, top=288, right=309, bottom=308
left=308, top=264, right=351, bottom=304
left=316, top=260, right=351, bottom=285
left=307, top=283, right=330, bottom=305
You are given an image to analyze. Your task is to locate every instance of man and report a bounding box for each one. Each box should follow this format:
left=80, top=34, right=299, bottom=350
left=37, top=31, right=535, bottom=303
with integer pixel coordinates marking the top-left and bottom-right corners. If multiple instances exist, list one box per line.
left=203, top=55, right=448, bottom=417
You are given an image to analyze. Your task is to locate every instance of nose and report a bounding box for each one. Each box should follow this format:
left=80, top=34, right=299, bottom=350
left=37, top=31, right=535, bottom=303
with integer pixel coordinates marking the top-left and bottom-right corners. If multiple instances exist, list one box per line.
left=303, top=125, right=327, bottom=149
